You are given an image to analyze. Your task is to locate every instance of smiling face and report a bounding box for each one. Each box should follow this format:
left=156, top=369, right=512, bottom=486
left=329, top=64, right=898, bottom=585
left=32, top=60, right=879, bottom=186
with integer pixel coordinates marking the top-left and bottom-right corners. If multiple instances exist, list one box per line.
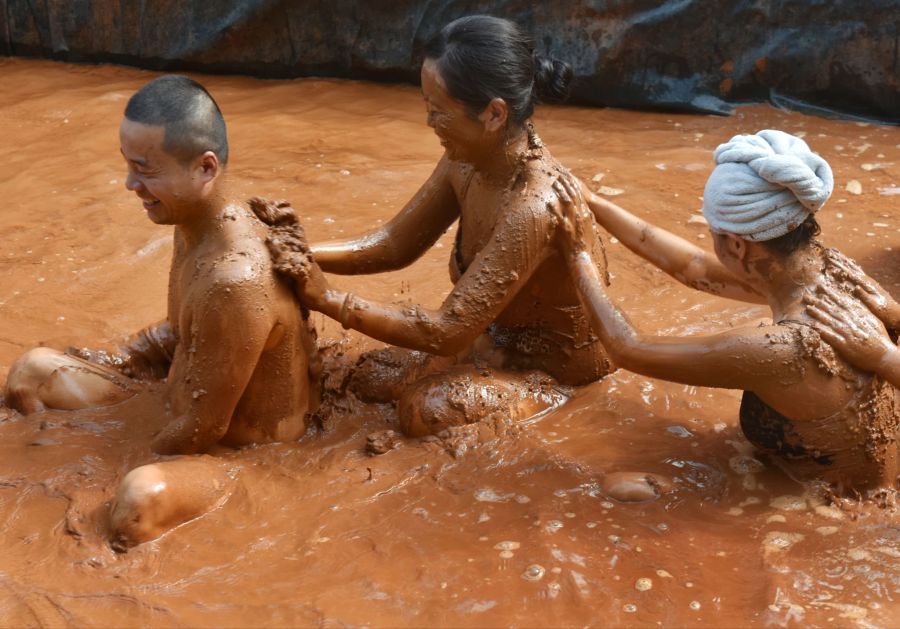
left=119, top=118, right=209, bottom=225
left=420, top=58, right=493, bottom=163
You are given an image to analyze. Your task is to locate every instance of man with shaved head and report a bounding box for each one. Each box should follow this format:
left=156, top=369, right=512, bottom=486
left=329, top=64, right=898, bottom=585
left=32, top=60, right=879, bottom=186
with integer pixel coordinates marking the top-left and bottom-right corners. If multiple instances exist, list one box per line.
left=5, top=75, right=318, bottom=548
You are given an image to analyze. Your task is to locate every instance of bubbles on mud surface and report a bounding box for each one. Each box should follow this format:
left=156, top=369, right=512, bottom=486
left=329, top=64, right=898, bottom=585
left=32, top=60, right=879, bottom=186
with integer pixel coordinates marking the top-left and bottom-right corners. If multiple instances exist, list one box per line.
left=599, top=501, right=615, bottom=509
left=769, top=495, right=807, bottom=511
left=499, top=550, right=515, bottom=559
left=656, top=569, right=673, bottom=579
left=494, top=541, right=520, bottom=551
left=690, top=600, right=702, bottom=610
left=546, top=581, right=561, bottom=599
left=475, top=488, right=515, bottom=502
left=522, top=564, right=546, bottom=582
left=544, top=520, right=564, bottom=533
left=762, top=531, right=805, bottom=554
left=623, top=603, right=637, bottom=613
left=666, top=425, right=694, bottom=439
left=728, top=455, right=764, bottom=475
left=635, top=577, right=653, bottom=591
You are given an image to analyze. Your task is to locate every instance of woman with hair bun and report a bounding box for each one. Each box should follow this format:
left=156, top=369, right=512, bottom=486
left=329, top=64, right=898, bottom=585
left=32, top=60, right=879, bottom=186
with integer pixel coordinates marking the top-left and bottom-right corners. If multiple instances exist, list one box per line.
left=551, top=130, right=898, bottom=495
left=268, top=15, right=615, bottom=436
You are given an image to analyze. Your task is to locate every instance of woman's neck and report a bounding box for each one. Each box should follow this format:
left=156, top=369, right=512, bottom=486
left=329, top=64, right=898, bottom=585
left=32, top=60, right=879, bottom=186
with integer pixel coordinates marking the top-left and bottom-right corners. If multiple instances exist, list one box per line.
left=473, top=126, right=531, bottom=183
left=762, top=243, right=822, bottom=322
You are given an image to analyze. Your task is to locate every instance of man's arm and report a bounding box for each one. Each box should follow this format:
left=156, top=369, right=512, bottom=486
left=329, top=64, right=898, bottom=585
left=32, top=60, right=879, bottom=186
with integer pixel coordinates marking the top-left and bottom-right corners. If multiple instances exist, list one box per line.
left=310, top=156, right=460, bottom=274
left=151, top=277, right=274, bottom=455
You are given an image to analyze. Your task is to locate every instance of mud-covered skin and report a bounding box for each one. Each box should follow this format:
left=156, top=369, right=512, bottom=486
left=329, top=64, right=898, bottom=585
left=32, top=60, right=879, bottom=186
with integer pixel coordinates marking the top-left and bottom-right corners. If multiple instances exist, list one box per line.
left=155, top=202, right=315, bottom=453
left=397, top=366, right=564, bottom=438
left=552, top=175, right=900, bottom=495
left=277, top=59, right=614, bottom=390
left=267, top=141, right=613, bottom=387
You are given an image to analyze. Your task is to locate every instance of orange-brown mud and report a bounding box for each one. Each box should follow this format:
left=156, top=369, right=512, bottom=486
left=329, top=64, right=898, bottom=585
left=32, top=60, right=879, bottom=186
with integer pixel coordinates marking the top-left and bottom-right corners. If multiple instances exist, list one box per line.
left=0, top=58, right=898, bottom=627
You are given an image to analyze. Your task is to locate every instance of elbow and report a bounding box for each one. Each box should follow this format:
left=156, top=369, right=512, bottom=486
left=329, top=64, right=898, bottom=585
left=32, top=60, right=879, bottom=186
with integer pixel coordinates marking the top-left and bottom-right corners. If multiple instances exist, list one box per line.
left=600, top=332, right=642, bottom=371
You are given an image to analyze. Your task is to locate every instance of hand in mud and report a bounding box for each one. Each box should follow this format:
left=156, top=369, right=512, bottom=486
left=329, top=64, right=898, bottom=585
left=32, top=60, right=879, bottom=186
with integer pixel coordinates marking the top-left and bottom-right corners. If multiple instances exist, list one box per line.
left=248, top=197, right=299, bottom=227
left=548, top=174, right=592, bottom=257
left=266, top=232, right=331, bottom=310
left=822, top=249, right=900, bottom=330
left=804, top=283, right=897, bottom=374
left=249, top=197, right=330, bottom=309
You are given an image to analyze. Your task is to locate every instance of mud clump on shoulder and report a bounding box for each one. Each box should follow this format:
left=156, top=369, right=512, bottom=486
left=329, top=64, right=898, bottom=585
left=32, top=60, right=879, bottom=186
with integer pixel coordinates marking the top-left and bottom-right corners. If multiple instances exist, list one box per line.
left=248, top=197, right=312, bottom=282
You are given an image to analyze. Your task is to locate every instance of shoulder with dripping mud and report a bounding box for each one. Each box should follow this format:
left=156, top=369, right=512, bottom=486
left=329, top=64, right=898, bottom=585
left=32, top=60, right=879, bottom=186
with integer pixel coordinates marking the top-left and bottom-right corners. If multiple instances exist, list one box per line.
left=310, top=156, right=460, bottom=275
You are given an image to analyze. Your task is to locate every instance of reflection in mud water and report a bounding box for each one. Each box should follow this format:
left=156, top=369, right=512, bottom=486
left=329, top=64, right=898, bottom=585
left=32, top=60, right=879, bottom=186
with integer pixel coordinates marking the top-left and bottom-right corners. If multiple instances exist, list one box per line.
left=0, top=58, right=898, bottom=627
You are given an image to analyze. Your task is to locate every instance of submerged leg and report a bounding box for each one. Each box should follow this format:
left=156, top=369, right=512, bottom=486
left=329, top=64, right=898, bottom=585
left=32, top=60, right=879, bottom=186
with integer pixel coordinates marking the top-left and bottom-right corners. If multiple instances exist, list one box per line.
left=5, top=347, right=136, bottom=414
left=109, top=456, right=236, bottom=550
left=398, top=366, right=565, bottom=438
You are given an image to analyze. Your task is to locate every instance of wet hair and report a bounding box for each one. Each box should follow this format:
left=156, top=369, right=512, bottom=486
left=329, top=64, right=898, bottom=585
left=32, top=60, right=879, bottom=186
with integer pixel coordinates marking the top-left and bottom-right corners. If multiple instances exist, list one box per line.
left=423, top=15, right=573, bottom=127
left=124, top=75, right=228, bottom=165
left=760, top=215, right=821, bottom=257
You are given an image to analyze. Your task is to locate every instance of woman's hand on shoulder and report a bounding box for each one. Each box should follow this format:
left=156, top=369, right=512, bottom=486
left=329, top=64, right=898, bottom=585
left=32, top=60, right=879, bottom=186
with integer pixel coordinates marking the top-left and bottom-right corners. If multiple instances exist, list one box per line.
left=804, top=283, right=897, bottom=375
left=823, top=249, right=900, bottom=331
left=547, top=173, right=593, bottom=258
left=266, top=228, right=331, bottom=310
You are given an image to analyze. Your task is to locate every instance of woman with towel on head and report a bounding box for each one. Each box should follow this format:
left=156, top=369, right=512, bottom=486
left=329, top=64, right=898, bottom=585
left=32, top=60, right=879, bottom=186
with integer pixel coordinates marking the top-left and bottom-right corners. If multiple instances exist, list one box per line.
left=551, top=129, right=898, bottom=496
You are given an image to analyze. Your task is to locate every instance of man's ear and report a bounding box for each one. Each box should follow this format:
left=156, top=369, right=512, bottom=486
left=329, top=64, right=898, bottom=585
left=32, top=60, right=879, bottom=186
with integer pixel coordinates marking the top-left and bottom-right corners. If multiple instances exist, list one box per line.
left=479, top=97, right=509, bottom=133
left=196, top=151, right=220, bottom=184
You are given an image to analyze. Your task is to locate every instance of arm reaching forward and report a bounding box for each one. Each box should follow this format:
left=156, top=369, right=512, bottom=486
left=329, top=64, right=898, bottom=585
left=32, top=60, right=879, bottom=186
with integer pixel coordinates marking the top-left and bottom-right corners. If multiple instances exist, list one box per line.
left=550, top=176, right=798, bottom=391
left=268, top=200, right=556, bottom=357
left=579, top=180, right=765, bottom=304
left=310, top=156, right=460, bottom=274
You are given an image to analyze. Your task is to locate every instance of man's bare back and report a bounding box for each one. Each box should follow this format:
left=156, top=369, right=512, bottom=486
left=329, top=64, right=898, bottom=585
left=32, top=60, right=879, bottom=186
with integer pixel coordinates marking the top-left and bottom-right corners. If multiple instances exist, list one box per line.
left=153, top=205, right=314, bottom=454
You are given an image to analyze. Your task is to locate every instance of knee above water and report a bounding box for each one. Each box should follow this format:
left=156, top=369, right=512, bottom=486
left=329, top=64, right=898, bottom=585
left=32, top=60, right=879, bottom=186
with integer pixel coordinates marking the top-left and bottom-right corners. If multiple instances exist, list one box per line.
left=7, top=347, right=62, bottom=385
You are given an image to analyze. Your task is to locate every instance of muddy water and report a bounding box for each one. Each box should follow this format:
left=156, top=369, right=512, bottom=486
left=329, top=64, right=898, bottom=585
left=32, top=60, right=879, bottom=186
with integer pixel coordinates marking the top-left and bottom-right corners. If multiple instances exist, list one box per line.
left=0, top=58, right=898, bottom=627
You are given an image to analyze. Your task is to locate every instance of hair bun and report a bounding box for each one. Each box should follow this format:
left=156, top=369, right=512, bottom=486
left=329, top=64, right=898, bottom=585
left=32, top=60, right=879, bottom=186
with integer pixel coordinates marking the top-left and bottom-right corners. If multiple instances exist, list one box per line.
left=533, top=55, right=573, bottom=104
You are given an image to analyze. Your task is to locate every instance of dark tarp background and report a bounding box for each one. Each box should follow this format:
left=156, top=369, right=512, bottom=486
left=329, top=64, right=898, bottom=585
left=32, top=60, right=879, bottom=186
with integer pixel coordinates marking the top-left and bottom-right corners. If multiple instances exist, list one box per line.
left=1, top=0, right=897, bottom=121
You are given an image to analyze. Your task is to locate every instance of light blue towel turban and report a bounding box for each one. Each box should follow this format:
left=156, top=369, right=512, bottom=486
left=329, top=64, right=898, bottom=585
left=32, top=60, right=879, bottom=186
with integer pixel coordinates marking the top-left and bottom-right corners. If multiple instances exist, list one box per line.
left=702, top=129, right=834, bottom=241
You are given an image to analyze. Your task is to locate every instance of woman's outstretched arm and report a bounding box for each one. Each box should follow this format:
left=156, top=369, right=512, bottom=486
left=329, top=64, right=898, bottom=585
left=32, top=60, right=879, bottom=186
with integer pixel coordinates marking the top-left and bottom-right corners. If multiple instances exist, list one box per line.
left=273, top=199, right=556, bottom=356
left=551, top=177, right=794, bottom=391
left=310, top=156, right=460, bottom=275
left=578, top=180, right=766, bottom=304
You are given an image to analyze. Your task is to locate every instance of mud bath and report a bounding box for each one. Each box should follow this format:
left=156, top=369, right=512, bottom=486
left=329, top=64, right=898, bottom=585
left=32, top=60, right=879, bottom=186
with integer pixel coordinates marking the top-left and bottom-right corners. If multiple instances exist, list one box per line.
left=1, top=59, right=898, bottom=627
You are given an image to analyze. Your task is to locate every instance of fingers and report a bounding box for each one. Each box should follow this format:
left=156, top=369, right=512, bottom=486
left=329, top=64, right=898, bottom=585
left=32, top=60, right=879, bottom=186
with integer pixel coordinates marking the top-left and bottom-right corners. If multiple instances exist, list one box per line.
left=805, top=300, right=847, bottom=330
left=551, top=179, right=573, bottom=205
left=559, top=174, right=580, bottom=203
left=807, top=318, right=846, bottom=347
